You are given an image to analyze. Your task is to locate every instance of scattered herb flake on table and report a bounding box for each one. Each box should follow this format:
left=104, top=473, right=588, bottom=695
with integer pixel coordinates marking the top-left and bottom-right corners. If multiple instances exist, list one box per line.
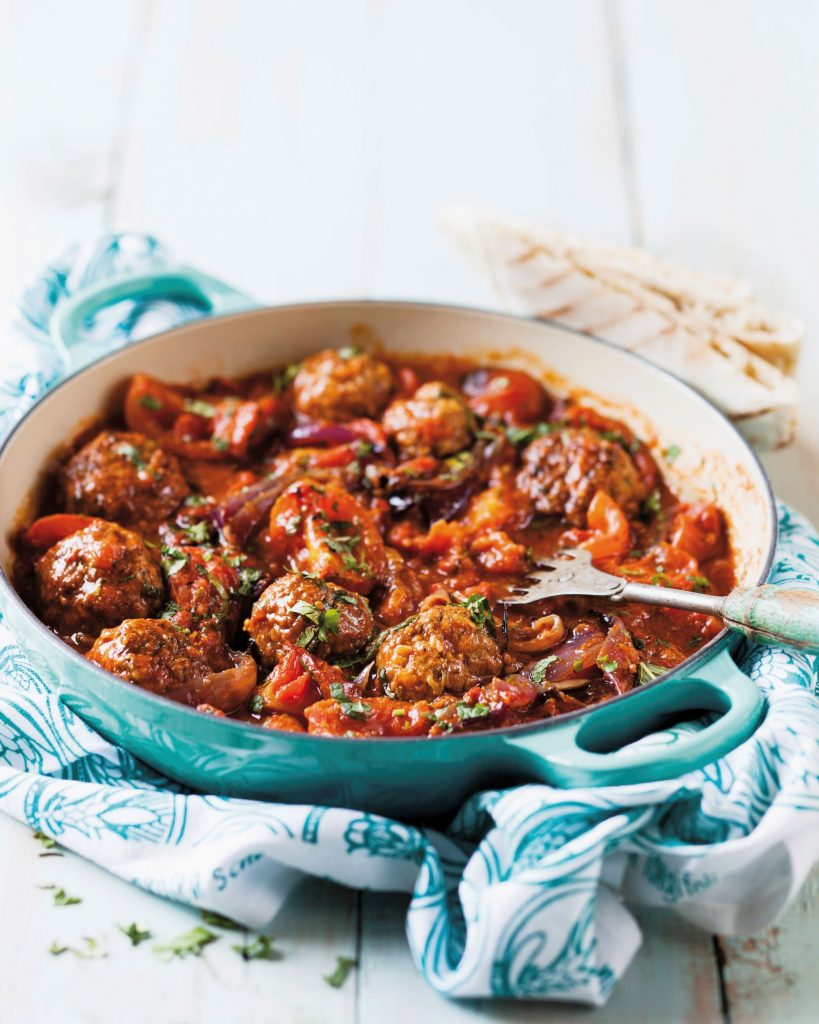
left=232, top=935, right=281, bottom=961
left=201, top=909, right=244, bottom=931
left=324, top=955, right=358, bottom=988
left=119, top=922, right=152, bottom=946
left=153, top=925, right=218, bottom=960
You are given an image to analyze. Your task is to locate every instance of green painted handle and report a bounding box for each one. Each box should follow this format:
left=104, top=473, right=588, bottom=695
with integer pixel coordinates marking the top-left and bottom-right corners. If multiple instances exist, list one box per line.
left=508, top=647, right=763, bottom=787
left=723, top=585, right=819, bottom=653
left=49, top=266, right=257, bottom=372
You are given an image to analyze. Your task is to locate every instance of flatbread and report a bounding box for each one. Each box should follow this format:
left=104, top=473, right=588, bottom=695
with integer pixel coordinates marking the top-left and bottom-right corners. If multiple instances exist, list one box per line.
left=442, top=207, right=801, bottom=450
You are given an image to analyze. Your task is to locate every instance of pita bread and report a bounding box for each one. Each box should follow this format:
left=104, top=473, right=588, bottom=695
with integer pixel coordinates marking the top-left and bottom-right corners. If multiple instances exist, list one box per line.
left=441, top=207, right=801, bottom=450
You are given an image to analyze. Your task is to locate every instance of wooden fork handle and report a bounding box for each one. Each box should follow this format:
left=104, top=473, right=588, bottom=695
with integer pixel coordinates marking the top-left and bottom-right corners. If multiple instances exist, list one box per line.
left=722, top=585, right=819, bottom=653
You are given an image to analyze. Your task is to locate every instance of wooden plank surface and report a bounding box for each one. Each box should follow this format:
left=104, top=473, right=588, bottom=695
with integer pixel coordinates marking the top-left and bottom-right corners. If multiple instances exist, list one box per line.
left=615, top=0, right=819, bottom=525
left=0, top=1, right=816, bottom=1021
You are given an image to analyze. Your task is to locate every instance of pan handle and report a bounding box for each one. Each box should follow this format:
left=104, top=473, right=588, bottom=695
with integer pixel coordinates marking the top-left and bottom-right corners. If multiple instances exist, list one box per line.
left=505, top=647, right=763, bottom=788
left=49, top=267, right=257, bottom=371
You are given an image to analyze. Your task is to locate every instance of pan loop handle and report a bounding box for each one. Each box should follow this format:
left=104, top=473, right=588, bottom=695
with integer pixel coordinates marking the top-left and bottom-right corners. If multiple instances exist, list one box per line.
left=506, top=646, right=763, bottom=787
left=49, top=267, right=257, bottom=373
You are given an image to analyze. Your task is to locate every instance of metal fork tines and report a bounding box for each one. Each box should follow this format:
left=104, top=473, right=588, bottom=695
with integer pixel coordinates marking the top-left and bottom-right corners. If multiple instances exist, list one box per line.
left=500, top=548, right=628, bottom=605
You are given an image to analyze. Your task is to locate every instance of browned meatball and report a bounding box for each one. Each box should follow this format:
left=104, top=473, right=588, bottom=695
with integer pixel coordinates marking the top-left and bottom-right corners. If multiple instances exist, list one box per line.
left=375, top=604, right=503, bottom=702
left=61, top=430, right=189, bottom=534
left=516, top=427, right=646, bottom=526
left=87, top=618, right=257, bottom=712
left=35, top=520, right=163, bottom=639
left=292, top=347, right=394, bottom=421
left=245, top=573, right=373, bottom=665
left=382, top=382, right=474, bottom=459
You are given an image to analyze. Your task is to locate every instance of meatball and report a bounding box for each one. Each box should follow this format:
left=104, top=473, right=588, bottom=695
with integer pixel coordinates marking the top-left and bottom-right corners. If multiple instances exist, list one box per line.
left=516, top=427, right=646, bottom=526
left=375, top=604, right=503, bottom=702
left=292, top=347, right=394, bottom=421
left=35, top=520, right=163, bottom=639
left=87, top=618, right=257, bottom=711
left=246, top=573, right=373, bottom=665
left=60, top=430, right=189, bottom=534
left=382, top=382, right=474, bottom=459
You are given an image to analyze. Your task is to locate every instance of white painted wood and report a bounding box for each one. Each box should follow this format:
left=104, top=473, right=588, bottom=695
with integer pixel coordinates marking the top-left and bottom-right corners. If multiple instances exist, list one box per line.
left=358, top=892, right=723, bottom=1023
left=112, top=0, right=632, bottom=306
left=614, top=0, right=819, bottom=524
left=0, top=815, right=358, bottom=1024
left=0, top=0, right=816, bottom=1020
left=0, top=0, right=144, bottom=322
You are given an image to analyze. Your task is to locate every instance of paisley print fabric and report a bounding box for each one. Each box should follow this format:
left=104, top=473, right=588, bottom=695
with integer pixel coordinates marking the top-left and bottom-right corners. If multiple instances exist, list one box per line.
left=0, top=235, right=817, bottom=1006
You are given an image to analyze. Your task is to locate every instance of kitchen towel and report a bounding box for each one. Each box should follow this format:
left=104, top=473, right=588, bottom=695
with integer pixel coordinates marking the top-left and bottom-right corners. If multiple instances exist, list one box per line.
left=0, top=234, right=817, bottom=1006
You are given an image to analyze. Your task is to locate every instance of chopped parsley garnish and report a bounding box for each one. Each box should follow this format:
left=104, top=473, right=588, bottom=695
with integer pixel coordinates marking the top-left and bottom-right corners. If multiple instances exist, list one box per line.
left=138, top=394, right=163, bottom=411
left=461, top=594, right=496, bottom=636
left=440, top=450, right=473, bottom=480
left=248, top=694, right=265, bottom=715
left=638, top=662, right=667, bottom=685
left=237, top=566, right=263, bottom=597
left=642, top=488, right=663, bottom=518
left=211, top=435, right=230, bottom=452
left=114, top=442, right=148, bottom=470
left=392, top=707, right=407, bottom=717
left=160, top=545, right=189, bottom=577
left=324, top=955, right=358, bottom=988
left=52, top=887, right=81, bottom=907
left=120, top=923, right=152, bottom=946
left=33, top=829, right=57, bottom=850
left=529, top=655, right=558, bottom=685
left=572, top=657, right=584, bottom=673
left=201, top=909, right=244, bottom=931
left=597, top=656, right=619, bottom=673
left=505, top=422, right=562, bottom=446
left=272, top=363, right=300, bottom=394
left=663, top=443, right=682, bottom=463
left=329, top=683, right=371, bottom=721
left=292, top=600, right=341, bottom=648
left=232, top=935, right=281, bottom=961
left=161, top=602, right=180, bottom=620
left=184, top=398, right=217, bottom=418
left=650, top=572, right=671, bottom=587
left=153, top=926, right=217, bottom=960
left=49, top=937, right=107, bottom=959
left=182, top=520, right=212, bottom=544
left=456, top=701, right=491, bottom=720
left=687, top=574, right=711, bottom=593
left=337, top=345, right=361, bottom=360
left=184, top=493, right=209, bottom=507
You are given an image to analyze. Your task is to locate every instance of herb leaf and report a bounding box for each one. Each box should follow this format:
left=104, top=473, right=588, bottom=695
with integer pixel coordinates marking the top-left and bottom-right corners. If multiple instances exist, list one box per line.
left=138, top=394, right=163, bottom=411
left=184, top=398, right=217, bottom=418
left=597, top=656, right=619, bottom=673
left=642, top=488, right=663, bottom=518
left=49, top=937, right=106, bottom=959
left=461, top=594, right=496, bottom=636
left=456, top=701, right=491, bottom=720
left=153, top=925, right=218, bottom=960
left=529, top=655, right=558, bottom=685
left=33, top=829, right=57, bottom=850
left=161, top=545, right=189, bottom=577
left=662, top=443, right=682, bottom=463
left=119, top=923, right=152, bottom=946
left=329, top=683, right=371, bottom=721
left=232, top=935, right=281, bottom=961
left=637, top=662, right=667, bottom=685
left=505, top=422, right=562, bottom=446
left=52, top=887, right=81, bottom=907
left=114, top=442, right=148, bottom=470
left=201, top=909, right=244, bottom=931
left=324, top=955, right=358, bottom=988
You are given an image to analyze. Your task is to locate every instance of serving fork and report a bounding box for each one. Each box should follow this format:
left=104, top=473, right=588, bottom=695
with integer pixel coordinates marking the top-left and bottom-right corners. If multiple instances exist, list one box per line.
left=501, top=548, right=819, bottom=652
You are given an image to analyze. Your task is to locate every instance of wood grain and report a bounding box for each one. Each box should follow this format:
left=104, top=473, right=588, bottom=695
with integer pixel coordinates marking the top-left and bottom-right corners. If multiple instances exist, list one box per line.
left=0, top=1, right=816, bottom=1021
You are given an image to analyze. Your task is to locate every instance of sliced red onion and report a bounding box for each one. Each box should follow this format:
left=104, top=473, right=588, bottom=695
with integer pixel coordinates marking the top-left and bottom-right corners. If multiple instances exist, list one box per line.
left=286, top=421, right=359, bottom=447
left=212, top=474, right=296, bottom=547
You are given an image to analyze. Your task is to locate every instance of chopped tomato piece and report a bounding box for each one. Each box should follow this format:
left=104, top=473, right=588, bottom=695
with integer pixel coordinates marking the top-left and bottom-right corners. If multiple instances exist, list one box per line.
left=463, top=368, right=550, bottom=425
left=24, top=514, right=97, bottom=551
left=565, top=490, right=629, bottom=561
left=670, top=503, right=726, bottom=562
left=268, top=480, right=388, bottom=593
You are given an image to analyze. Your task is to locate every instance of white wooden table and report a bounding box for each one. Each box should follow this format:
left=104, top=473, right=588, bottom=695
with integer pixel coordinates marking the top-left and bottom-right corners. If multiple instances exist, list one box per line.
left=0, top=2, right=816, bottom=1021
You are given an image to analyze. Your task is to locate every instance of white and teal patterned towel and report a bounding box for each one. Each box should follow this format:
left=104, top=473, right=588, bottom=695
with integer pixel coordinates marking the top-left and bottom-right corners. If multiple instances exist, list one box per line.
left=1, top=235, right=818, bottom=1006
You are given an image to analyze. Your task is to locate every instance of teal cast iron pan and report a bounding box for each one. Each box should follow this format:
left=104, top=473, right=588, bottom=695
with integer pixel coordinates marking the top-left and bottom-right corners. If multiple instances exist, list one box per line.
left=0, top=269, right=777, bottom=818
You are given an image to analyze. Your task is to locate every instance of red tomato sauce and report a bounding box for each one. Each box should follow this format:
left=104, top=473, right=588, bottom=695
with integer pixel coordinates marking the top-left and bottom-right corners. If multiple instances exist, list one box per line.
left=16, top=347, right=734, bottom=738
